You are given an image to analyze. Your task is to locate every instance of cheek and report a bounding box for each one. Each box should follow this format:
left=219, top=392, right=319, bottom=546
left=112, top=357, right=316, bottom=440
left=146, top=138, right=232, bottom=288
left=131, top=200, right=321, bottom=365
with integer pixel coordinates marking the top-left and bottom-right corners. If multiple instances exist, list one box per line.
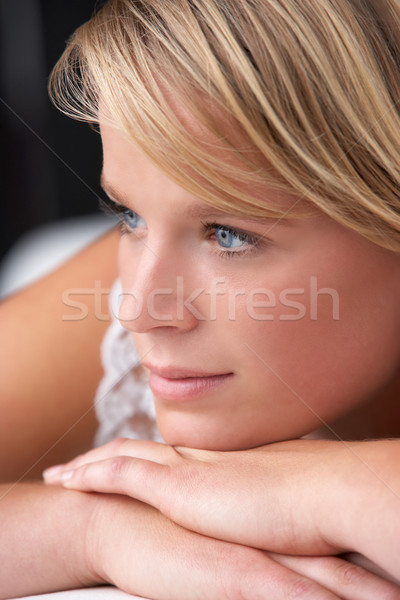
left=215, top=253, right=400, bottom=431
left=118, top=239, right=137, bottom=286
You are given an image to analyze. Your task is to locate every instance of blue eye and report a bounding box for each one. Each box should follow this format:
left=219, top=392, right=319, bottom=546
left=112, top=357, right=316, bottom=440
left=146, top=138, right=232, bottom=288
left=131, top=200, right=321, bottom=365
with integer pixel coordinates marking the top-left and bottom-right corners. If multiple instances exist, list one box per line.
left=99, top=198, right=146, bottom=234
left=215, top=226, right=249, bottom=249
left=122, top=208, right=145, bottom=230
left=202, top=221, right=262, bottom=258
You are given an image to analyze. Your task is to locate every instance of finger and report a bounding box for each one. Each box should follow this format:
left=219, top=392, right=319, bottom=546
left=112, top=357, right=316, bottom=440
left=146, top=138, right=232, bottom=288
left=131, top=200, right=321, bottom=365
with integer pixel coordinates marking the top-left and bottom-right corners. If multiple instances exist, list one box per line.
left=220, top=549, right=343, bottom=600
left=54, top=453, right=224, bottom=537
left=45, top=450, right=213, bottom=538
left=43, top=438, right=176, bottom=483
left=55, top=455, right=168, bottom=510
left=340, top=552, right=400, bottom=584
left=270, top=553, right=400, bottom=600
left=118, top=503, right=343, bottom=600
left=153, top=532, right=344, bottom=600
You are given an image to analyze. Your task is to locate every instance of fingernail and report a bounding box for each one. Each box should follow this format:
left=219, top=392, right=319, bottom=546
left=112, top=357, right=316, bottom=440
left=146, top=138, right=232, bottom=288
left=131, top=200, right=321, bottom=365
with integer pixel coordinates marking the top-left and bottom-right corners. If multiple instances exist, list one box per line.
left=42, top=465, right=63, bottom=481
left=60, top=470, right=74, bottom=483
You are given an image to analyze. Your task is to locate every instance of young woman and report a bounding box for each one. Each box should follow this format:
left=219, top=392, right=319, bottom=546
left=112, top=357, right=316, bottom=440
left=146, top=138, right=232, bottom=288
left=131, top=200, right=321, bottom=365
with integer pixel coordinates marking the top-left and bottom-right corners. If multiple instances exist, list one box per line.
left=2, top=0, right=400, bottom=598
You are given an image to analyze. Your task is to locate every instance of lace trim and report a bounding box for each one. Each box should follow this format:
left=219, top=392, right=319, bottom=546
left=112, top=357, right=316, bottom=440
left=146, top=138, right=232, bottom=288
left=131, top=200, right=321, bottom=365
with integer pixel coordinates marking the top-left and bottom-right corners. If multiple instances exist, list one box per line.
left=93, top=280, right=162, bottom=447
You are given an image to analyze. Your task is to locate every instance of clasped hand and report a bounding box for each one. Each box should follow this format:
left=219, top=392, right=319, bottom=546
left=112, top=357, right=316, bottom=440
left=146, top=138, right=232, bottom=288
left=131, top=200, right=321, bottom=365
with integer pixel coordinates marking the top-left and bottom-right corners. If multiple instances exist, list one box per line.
left=43, top=437, right=400, bottom=598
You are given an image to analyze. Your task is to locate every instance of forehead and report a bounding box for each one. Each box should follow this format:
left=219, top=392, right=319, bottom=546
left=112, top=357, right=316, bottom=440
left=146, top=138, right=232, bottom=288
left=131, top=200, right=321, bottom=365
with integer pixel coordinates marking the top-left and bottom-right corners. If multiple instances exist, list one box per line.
left=100, top=120, right=196, bottom=207
left=100, top=117, right=304, bottom=220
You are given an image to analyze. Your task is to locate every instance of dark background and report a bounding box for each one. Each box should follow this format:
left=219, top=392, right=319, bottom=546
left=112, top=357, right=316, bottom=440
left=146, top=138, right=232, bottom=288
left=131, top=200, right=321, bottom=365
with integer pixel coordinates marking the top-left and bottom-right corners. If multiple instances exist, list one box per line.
left=0, top=0, right=105, bottom=262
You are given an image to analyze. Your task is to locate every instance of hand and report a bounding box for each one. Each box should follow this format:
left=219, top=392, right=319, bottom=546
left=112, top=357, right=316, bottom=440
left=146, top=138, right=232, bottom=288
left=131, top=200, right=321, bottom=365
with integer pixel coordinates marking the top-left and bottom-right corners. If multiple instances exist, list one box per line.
left=44, top=437, right=400, bottom=584
left=44, top=438, right=335, bottom=553
left=87, top=491, right=400, bottom=600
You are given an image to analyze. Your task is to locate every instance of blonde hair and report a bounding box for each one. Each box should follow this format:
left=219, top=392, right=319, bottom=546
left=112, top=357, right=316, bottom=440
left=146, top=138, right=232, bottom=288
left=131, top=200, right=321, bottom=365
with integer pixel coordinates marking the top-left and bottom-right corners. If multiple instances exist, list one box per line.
left=49, top=0, right=400, bottom=251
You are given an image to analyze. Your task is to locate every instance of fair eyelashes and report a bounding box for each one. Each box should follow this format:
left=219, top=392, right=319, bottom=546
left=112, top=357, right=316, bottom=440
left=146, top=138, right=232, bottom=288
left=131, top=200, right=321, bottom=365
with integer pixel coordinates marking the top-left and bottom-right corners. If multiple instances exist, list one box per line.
left=99, top=196, right=265, bottom=258
left=99, top=196, right=144, bottom=233
left=201, top=221, right=262, bottom=258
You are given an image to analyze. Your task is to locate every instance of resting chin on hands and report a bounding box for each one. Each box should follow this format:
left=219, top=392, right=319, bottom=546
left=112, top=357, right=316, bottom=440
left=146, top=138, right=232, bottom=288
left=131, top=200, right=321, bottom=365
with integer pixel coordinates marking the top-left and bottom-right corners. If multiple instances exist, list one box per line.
left=44, top=437, right=400, bottom=598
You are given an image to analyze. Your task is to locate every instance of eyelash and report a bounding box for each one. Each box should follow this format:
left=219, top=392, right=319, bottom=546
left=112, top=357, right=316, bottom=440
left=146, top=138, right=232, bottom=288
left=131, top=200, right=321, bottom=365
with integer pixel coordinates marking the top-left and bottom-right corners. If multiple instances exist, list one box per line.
left=201, top=221, right=261, bottom=258
left=99, top=197, right=263, bottom=258
left=99, top=197, right=135, bottom=236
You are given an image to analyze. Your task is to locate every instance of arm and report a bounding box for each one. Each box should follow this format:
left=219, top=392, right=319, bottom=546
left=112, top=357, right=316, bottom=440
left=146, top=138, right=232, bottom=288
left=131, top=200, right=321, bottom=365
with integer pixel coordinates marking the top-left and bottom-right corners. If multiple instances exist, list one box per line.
left=0, top=481, right=366, bottom=600
left=0, top=483, right=99, bottom=598
left=0, top=228, right=119, bottom=482
left=45, top=437, right=400, bottom=583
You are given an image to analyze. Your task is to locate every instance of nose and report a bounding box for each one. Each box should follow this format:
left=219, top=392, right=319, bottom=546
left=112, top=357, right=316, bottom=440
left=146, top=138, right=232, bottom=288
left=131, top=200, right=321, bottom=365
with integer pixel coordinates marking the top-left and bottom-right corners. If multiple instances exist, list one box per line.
left=118, top=243, right=202, bottom=334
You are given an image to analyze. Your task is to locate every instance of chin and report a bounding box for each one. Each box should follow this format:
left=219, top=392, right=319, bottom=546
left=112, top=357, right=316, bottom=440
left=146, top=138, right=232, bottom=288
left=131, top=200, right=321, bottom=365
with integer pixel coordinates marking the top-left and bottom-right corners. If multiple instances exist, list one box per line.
left=156, top=416, right=234, bottom=451
left=158, top=423, right=227, bottom=450
left=155, top=406, right=329, bottom=450
left=155, top=412, right=268, bottom=451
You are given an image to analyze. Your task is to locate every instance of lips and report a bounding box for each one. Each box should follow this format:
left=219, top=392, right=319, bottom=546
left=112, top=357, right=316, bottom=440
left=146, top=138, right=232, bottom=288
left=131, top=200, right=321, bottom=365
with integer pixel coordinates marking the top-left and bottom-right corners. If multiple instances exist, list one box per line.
left=142, top=362, right=233, bottom=401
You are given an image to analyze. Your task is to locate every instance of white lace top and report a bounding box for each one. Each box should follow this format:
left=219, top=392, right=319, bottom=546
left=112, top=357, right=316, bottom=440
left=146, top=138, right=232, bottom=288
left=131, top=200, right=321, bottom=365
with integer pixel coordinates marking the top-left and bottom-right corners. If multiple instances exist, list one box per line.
left=93, top=280, right=163, bottom=447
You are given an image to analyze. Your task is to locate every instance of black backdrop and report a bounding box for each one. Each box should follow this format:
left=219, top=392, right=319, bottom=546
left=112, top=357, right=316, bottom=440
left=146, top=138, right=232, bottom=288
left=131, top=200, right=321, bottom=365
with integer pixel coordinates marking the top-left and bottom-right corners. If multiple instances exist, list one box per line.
left=0, top=0, right=105, bottom=262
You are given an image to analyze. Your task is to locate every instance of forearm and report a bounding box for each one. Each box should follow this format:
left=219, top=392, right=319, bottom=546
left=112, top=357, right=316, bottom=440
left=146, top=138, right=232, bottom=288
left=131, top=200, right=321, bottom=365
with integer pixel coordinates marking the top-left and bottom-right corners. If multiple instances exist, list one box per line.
left=0, top=228, right=119, bottom=483
left=0, top=483, right=102, bottom=599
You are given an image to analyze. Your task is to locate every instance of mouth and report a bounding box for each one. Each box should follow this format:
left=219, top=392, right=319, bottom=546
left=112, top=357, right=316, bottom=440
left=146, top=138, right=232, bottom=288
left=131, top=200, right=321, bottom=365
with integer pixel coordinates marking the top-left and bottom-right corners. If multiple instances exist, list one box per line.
left=142, top=362, right=234, bottom=401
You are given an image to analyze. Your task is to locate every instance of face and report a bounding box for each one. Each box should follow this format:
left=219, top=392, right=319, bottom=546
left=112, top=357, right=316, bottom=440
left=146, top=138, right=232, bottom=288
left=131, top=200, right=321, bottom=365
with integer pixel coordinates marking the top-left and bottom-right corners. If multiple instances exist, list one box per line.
left=100, top=121, right=400, bottom=451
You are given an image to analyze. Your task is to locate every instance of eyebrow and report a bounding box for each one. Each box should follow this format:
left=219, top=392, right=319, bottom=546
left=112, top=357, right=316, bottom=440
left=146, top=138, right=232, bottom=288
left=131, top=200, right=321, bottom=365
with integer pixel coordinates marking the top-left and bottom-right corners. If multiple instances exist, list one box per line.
left=100, top=172, right=289, bottom=224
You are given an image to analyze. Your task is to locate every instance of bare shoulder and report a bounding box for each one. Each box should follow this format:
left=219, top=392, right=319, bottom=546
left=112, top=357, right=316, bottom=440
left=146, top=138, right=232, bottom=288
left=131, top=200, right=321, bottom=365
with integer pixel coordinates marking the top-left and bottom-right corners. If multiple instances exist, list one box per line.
left=0, top=229, right=120, bottom=482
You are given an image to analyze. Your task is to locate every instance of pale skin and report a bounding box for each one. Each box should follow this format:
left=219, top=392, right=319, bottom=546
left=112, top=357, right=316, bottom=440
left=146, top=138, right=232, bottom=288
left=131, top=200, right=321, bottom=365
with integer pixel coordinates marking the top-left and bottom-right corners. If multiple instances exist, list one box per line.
left=47, top=121, right=400, bottom=591
left=94, top=121, right=400, bottom=454
left=1, top=118, right=400, bottom=598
